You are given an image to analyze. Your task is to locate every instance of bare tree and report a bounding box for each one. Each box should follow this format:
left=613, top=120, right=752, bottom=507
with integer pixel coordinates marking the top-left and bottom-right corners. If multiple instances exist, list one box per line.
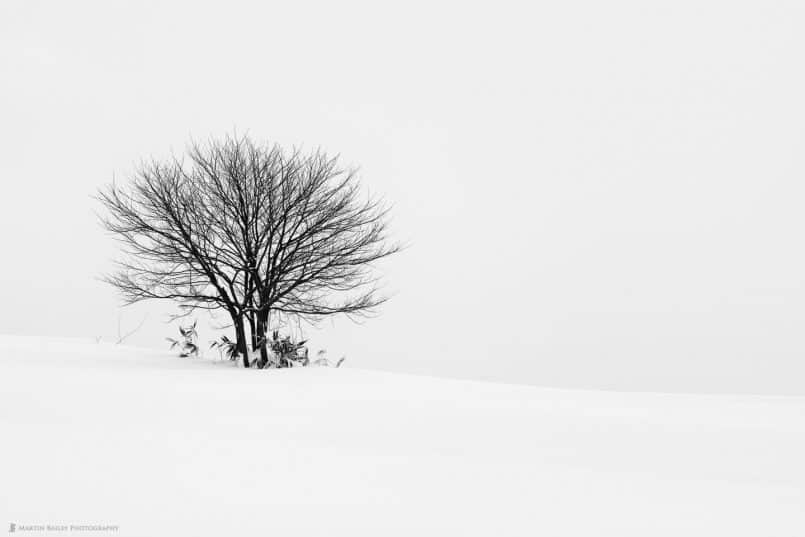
left=98, top=134, right=400, bottom=367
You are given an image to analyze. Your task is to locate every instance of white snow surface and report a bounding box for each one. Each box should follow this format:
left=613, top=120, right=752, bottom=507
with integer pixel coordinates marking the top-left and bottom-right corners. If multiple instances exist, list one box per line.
left=1, top=335, right=803, bottom=536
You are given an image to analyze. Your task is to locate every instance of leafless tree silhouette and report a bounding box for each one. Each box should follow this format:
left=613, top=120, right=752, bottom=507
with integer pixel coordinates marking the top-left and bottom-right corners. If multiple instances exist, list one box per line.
left=98, top=134, right=400, bottom=367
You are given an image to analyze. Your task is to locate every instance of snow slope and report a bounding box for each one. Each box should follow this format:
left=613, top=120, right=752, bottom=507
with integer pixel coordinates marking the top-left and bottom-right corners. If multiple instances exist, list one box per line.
left=1, top=335, right=803, bottom=536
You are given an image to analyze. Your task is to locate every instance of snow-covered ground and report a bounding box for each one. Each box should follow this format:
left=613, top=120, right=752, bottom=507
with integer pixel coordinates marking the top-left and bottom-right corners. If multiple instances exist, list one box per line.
left=1, top=335, right=803, bottom=536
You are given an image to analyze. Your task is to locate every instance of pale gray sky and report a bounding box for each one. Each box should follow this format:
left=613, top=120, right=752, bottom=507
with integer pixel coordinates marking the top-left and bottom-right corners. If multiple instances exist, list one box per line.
left=1, top=0, right=804, bottom=393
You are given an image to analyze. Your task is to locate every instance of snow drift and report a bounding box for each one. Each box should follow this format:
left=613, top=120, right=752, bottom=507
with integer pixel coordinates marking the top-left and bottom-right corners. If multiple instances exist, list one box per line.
left=1, top=335, right=803, bottom=536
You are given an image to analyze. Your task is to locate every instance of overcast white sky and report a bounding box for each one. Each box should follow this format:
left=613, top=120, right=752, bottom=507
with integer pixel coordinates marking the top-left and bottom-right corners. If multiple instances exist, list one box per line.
left=1, top=0, right=804, bottom=394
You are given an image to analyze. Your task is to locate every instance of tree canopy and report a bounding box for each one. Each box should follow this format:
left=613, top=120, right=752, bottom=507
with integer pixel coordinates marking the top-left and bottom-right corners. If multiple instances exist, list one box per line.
left=98, top=135, right=400, bottom=367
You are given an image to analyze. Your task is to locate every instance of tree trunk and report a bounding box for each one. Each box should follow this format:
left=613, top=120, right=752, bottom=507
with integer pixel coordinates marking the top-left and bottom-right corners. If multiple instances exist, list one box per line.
left=235, top=317, right=249, bottom=368
left=248, top=312, right=257, bottom=351
left=256, top=311, right=270, bottom=368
